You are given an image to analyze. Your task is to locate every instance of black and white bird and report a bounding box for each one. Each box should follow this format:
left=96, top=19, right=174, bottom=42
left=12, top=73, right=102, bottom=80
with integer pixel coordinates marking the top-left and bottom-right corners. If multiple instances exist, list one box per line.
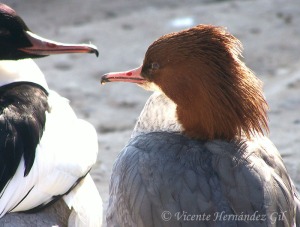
left=101, top=25, right=300, bottom=226
left=0, top=3, right=102, bottom=226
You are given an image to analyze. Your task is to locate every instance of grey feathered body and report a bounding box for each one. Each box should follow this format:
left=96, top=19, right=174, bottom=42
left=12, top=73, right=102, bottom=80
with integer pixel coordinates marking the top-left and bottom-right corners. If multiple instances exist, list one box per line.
left=0, top=199, right=70, bottom=227
left=107, top=93, right=300, bottom=227
left=107, top=132, right=300, bottom=227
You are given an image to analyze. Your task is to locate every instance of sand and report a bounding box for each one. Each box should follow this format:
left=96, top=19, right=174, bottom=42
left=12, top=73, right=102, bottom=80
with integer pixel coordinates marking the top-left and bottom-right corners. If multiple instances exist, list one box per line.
left=2, top=0, right=300, bottom=223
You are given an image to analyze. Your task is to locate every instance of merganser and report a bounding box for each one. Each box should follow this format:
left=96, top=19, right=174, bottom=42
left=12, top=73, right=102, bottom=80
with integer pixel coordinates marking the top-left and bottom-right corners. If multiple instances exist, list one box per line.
left=0, top=3, right=102, bottom=226
left=101, top=25, right=300, bottom=226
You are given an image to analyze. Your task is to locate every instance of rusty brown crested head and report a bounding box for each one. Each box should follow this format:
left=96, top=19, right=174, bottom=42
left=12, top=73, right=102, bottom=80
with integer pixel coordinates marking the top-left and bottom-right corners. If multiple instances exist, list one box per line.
left=102, top=24, right=269, bottom=141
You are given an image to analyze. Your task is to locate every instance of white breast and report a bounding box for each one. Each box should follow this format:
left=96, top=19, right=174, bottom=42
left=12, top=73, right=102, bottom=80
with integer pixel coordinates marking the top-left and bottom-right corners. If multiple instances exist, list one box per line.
left=0, top=59, right=48, bottom=89
left=132, top=91, right=183, bottom=138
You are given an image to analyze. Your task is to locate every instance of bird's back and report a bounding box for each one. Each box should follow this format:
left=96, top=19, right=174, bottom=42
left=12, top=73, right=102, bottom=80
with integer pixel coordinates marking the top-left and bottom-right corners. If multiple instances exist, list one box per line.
left=0, top=87, right=99, bottom=216
left=107, top=132, right=300, bottom=227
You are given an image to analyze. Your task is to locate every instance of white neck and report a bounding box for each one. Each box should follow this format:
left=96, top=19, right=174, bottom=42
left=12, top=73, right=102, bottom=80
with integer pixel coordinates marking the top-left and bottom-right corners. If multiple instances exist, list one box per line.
left=0, top=59, right=48, bottom=90
left=132, top=92, right=183, bottom=138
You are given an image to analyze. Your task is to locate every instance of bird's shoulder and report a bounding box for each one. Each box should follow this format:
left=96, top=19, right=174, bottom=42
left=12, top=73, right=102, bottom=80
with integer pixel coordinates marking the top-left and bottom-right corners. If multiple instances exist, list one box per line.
left=0, top=84, right=98, bottom=214
left=0, top=82, right=49, bottom=192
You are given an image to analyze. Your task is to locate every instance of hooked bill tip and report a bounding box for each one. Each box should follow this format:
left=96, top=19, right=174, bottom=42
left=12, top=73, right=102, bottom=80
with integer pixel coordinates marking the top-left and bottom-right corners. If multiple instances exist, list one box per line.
left=83, top=42, right=98, bottom=56
left=100, top=75, right=109, bottom=85
left=92, top=49, right=99, bottom=57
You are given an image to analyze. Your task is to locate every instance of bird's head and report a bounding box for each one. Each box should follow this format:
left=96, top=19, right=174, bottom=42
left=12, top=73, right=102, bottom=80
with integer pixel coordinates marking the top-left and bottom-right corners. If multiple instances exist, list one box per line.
left=0, top=3, right=98, bottom=60
left=101, top=24, right=269, bottom=140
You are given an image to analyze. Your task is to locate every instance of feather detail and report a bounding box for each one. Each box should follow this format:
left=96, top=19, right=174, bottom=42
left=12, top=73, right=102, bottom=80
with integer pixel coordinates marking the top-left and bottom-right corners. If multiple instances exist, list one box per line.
left=65, top=174, right=103, bottom=227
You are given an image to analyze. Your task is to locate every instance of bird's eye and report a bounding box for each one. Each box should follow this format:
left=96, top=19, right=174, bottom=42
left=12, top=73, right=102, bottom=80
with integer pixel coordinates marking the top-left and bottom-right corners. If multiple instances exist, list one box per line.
left=0, top=28, right=10, bottom=36
left=150, top=62, right=160, bottom=70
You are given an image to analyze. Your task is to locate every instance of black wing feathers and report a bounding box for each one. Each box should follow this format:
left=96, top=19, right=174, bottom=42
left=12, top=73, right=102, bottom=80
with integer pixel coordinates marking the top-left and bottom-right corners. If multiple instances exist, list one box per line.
left=0, top=82, right=49, bottom=192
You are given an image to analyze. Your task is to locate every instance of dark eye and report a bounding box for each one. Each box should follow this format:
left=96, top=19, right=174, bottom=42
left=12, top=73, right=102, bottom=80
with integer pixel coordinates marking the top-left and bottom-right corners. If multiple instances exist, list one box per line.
left=0, top=28, right=11, bottom=36
left=141, top=62, right=160, bottom=80
left=150, top=62, right=160, bottom=70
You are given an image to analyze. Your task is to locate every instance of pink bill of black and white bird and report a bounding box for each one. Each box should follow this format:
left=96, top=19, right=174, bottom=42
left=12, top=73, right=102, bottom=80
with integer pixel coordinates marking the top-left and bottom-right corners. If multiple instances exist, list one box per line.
left=101, top=25, right=300, bottom=227
left=0, top=3, right=102, bottom=227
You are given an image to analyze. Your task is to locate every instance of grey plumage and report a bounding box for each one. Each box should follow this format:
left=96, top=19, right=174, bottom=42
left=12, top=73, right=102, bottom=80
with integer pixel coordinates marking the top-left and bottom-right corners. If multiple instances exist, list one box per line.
left=0, top=199, right=70, bottom=227
left=107, top=132, right=300, bottom=227
left=102, top=25, right=300, bottom=227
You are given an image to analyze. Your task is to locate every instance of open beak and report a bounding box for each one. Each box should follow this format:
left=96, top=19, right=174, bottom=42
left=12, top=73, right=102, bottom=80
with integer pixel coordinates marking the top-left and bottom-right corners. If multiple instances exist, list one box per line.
left=101, top=65, right=146, bottom=85
left=19, top=31, right=99, bottom=57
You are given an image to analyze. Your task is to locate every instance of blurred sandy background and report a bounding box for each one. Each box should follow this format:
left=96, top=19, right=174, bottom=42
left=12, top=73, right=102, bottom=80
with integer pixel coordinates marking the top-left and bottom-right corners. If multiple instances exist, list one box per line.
left=2, top=0, right=300, bottom=223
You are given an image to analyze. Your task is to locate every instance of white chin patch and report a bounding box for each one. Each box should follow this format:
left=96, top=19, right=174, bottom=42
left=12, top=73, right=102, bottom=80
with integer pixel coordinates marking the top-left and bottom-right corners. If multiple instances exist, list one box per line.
left=139, top=81, right=162, bottom=92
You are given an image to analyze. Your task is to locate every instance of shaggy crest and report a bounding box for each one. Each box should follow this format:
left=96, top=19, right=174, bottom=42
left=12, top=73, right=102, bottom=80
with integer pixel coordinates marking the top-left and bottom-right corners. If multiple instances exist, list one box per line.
left=142, top=25, right=269, bottom=140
